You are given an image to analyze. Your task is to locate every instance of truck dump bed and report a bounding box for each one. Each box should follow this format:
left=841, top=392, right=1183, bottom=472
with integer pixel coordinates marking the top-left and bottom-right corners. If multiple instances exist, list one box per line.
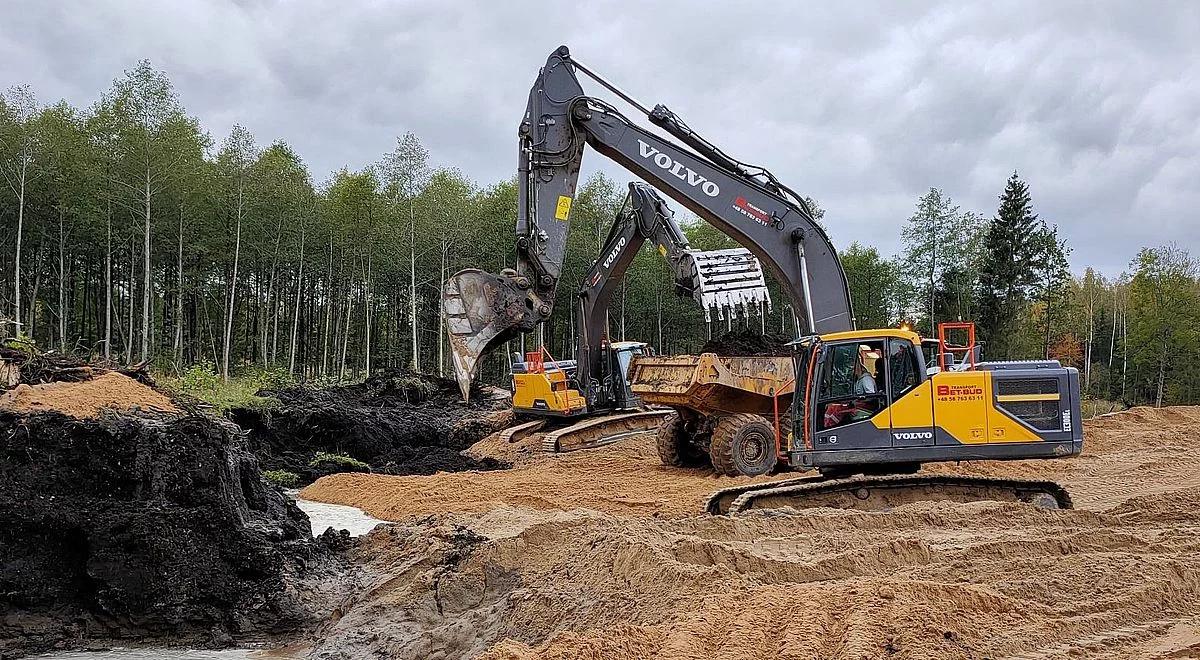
left=628, top=353, right=796, bottom=416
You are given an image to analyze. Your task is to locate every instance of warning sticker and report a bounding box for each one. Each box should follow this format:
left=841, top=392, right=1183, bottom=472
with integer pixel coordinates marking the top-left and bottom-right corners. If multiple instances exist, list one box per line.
left=555, top=195, right=573, bottom=221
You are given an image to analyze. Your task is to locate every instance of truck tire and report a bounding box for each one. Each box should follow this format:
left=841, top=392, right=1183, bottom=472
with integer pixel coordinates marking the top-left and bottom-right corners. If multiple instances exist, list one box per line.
left=656, top=412, right=705, bottom=467
left=710, top=413, right=778, bottom=477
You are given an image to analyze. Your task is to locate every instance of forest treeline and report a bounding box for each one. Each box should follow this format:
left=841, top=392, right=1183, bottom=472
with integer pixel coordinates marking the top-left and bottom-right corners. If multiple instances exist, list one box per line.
left=1, top=62, right=1197, bottom=406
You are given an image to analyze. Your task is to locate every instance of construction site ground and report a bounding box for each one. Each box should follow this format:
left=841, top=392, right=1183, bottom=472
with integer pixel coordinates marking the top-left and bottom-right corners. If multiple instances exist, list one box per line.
left=300, top=406, right=1200, bottom=659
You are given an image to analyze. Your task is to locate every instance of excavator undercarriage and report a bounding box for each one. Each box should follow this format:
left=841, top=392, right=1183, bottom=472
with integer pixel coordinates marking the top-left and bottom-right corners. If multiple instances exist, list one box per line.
left=705, top=474, right=1073, bottom=515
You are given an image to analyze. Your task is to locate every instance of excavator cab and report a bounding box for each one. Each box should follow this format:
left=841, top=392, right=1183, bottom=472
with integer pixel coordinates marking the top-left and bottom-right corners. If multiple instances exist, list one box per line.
left=510, top=341, right=650, bottom=417
left=789, top=325, right=1083, bottom=474
left=609, top=341, right=650, bottom=409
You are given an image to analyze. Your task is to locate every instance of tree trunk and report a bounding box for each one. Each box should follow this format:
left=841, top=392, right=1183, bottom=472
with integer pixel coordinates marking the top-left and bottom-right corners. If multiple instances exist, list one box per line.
left=141, top=166, right=152, bottom=363
left=126, top=238, right=135, bottom=361
left=57, top=208, right=67, bottom=351
left=1156, top=329, right=1167, bottom=408
left=174, top=203, right=184, bottom=371
left=222, top=185, right=243, bottom=381
left=364, top=252, right=373, bottom=375
left=409, top=197, right=419, bottom=371
left=289, top=230, right=306, bottom=375
left=339, top=285, right=353, bottom=380
left=104, top=206, right=113, bottom=362
left=437, top=239, right=447, bottom=376
left=12, top=156, right=26, bottom=336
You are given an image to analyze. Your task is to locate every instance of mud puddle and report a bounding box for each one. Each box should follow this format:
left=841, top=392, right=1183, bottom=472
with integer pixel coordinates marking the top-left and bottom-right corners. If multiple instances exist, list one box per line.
left=289, top=491, right=385, bottom=537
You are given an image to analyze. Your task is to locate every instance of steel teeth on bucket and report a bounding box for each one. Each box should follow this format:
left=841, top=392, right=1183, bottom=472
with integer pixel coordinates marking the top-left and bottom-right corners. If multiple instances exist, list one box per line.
left=681, top=248, right=772, bottom=322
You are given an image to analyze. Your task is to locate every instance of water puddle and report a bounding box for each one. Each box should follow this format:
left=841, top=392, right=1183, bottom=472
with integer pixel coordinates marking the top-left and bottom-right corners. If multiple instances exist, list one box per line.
left=290, top=491, right=386, bottom=537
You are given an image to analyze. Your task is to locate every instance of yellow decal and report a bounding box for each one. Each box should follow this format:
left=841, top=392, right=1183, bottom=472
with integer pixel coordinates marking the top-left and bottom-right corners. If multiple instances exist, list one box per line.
left=555, top=195, right=573, bottom=221
left=996, top=393, right=1060, bottom=402
left=657, top=244, right=668, bottom=257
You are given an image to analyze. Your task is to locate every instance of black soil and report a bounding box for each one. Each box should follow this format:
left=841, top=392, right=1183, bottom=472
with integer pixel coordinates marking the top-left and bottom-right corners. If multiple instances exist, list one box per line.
left=0, top=410, right=346, bottom=658
left=701, top=329, right=793, bottom=356
left=231, top=369, right=512, bottom=484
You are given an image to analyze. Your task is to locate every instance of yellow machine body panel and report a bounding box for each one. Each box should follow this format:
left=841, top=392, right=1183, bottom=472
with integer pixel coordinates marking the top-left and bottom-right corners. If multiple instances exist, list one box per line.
left=871, top=370, right=1044, bottom=444
left=512, top=370, right=588, bottom=416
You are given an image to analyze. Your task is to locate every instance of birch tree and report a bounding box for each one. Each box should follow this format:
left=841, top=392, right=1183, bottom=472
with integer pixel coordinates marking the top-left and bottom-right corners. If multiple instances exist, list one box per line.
left=216, top=124, right=259, bottom=380
left=0, top=85, right=38, bottom=338
left=378, top=132, right=430, bottom=371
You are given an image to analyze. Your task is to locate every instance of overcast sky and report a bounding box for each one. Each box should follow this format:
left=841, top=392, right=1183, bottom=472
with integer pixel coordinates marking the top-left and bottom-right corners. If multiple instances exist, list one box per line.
left=3, top=1, right=1197, bottom=275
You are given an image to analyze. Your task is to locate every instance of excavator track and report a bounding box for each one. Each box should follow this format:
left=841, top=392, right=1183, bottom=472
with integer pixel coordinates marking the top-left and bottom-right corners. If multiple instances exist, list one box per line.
left=705, top=474, right=1072, bottom=515
left=542, top=410, right=672, bottom=453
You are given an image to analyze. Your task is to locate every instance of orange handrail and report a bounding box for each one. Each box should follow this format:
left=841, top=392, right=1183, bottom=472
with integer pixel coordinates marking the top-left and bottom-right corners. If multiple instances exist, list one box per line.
left=772, top=377, right=796, bottom=458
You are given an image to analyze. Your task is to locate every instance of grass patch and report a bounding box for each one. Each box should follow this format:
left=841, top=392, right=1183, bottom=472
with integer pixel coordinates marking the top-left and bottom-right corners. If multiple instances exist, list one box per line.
left=157, top=363, right=291, bottom=413
left=310, top=451, right=370, bottom=471
left=262, top=469, right=300, bottom=488
left=1082, top=398, right=1128, bottom=419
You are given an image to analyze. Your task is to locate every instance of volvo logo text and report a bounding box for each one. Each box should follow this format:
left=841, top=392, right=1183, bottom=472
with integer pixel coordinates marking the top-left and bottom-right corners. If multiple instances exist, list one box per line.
left=637, top=139, right=720, bottom=197
left=602, top=236, right=627, bottom=270
left=893, top=431, right=934, bottom=441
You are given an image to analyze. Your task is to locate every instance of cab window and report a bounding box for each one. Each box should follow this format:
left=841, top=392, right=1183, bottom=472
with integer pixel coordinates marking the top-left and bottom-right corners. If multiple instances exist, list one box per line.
left=888, top=338, right=921, bottom=399
left=817, top=340, right=886, bottom=430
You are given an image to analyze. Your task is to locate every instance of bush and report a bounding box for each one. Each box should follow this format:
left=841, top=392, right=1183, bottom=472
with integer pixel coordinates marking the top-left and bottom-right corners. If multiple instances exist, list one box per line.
left=262, top=469, right=300, bottom=488
left=309, top=451, right=370, bottom=471
left=158, top=363, right=290, bottom=414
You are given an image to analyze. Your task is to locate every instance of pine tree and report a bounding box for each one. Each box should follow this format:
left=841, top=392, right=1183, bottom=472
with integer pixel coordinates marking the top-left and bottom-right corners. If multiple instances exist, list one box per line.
left=976, top=172, right=1041, bottom=359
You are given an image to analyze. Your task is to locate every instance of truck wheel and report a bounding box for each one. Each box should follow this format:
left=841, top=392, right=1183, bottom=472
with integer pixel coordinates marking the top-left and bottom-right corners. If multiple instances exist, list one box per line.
left=656, top=412, right=705, bottom=467
left=711, top=413, right=778, bottom=477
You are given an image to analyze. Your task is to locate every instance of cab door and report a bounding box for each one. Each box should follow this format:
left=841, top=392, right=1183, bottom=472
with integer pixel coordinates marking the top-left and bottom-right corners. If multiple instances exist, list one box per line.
left=883, top=337, right=936, bottom=447
left=810, top=340, right=891, bottom=451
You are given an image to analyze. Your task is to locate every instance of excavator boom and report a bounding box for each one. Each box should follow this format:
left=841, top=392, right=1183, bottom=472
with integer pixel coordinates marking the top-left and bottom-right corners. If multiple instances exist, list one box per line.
left=444, top=45, right=853, bottom=397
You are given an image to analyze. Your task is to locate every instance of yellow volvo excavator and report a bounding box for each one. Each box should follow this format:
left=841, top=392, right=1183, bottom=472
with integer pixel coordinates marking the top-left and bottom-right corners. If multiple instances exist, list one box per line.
left=444, top=46, right=1082, bottom=512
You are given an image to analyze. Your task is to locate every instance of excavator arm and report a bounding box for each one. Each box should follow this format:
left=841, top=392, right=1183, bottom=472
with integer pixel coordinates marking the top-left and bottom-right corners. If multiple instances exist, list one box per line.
left=575, top=182, right=770, bottom=409
left=443, top=45, right=853, bottom=397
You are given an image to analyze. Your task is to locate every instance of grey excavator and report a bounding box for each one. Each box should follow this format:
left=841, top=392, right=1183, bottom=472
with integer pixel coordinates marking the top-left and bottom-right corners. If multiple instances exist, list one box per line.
left=445, top=46, right=1082, bottom=513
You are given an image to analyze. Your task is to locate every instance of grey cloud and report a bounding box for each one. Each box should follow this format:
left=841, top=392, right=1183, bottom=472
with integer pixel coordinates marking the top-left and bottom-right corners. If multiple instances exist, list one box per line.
left=1, top=0, right=1197, bottom=274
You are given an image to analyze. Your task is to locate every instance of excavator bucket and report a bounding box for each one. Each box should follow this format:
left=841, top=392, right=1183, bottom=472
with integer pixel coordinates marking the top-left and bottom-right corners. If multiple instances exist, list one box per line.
left=442, top=268, right=540, bottom=400
left=679, top=248, right=772, bottom=321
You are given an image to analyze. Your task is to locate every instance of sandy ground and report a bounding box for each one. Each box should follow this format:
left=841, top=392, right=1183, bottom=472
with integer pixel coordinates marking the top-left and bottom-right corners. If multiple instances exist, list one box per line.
left=301, top=407, right=1200, bottom=659
left=0, top=371, right=179, bottom=418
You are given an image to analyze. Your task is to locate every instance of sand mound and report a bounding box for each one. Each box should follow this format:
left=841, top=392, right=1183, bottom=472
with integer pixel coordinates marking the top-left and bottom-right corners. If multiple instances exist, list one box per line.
left=303, top=434, right=790, bottom=519
left=0, top=371, right=178, bottom=418
left=310, top=495, right=1200, bottom=659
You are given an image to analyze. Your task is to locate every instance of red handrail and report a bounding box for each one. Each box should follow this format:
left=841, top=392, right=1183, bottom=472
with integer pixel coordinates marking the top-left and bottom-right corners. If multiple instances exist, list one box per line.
left=772, top=377, right=796, bottom=458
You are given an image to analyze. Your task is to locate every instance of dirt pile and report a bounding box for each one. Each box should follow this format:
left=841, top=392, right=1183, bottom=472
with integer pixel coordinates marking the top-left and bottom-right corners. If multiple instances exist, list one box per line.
left=231, top=369, right=512, bottom=484
left=302, top=406, right=1200, bottom=659
left=0, top=408, right=347, bottom=658
left=700, top=329, right=792, bottom=356
left=0, top=371, right=179, bottom=418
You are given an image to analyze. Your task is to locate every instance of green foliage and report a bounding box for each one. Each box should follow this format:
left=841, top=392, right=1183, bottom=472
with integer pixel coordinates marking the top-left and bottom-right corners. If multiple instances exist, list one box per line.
left=1, top=64, right=1198, bottom=409
left=309, top=452, right=369, bottom=471
left=159, top=362, right=291, bottom=413
left=977, top=173, right=1045, bottom=359
left=840, top=242, right=899, bottom=329
left=262, top=470, right=300, bottom=488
